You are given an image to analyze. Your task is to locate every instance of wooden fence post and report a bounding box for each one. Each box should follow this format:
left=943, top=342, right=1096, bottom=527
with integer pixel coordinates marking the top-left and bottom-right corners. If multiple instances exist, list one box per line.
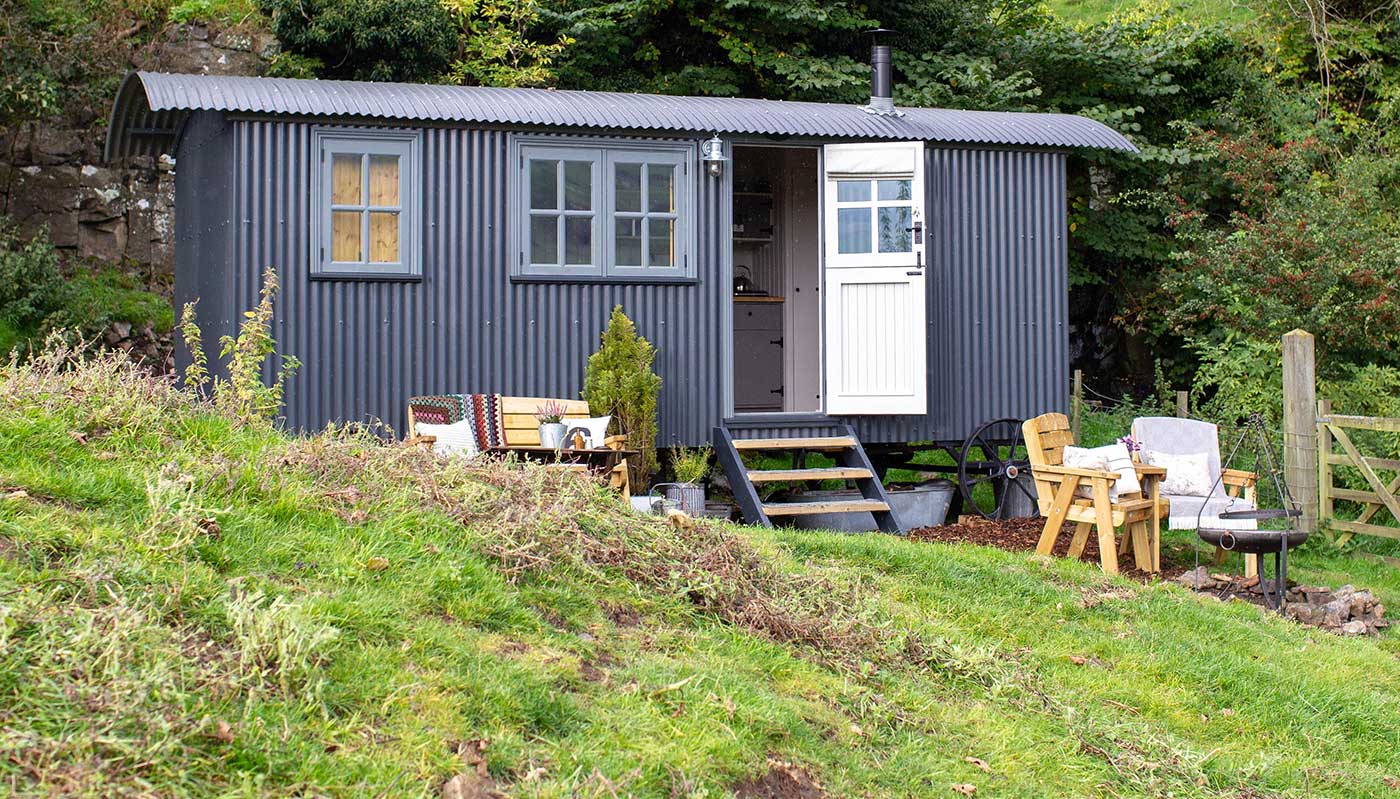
left=1282, top=330, right=1318, bottom=533
left=1317, top=398, right=1332, bottom=535
left=1176, top=391, right=1189, bottom=418
left=1071, top=369, right=1083, bottom=442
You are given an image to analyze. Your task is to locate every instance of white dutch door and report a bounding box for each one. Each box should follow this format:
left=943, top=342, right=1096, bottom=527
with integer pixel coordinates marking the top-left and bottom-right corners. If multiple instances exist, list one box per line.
left=822, top=142, right=927, bottom=415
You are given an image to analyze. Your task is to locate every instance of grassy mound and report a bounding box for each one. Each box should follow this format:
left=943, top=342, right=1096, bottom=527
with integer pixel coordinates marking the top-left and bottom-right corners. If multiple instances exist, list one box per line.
left=2, top=345, right=1400, bottom=798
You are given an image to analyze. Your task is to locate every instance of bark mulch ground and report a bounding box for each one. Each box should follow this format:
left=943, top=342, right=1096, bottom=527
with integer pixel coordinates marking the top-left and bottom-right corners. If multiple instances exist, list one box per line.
left=908, top=515, right=1189, bottom=583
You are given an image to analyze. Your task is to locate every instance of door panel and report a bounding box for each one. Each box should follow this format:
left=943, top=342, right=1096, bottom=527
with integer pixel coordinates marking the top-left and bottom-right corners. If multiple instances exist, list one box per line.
left=823, top=142, right=927, bottom=415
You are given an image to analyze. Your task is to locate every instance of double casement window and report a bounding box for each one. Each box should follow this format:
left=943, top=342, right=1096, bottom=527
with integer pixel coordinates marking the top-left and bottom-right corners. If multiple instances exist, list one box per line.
left=312, top=128, right=421, bottom=278
left=514, top=139, right=695, bottom=280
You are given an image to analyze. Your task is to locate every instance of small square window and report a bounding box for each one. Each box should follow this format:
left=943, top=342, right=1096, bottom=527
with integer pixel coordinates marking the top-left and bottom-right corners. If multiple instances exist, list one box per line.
left=312, top=128, right=421, bottom=278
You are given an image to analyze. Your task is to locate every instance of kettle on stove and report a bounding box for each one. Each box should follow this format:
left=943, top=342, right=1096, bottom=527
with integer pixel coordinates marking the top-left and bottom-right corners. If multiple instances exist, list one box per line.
left=733, top=265, right=756, bottom=295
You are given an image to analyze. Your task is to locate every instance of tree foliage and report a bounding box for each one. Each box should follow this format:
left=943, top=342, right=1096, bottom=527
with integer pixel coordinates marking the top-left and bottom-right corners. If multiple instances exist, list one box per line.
left=582, top=306, right=662, bottom=487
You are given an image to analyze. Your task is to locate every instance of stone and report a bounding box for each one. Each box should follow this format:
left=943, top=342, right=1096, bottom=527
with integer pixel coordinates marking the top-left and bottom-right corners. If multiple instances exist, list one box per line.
left=1340, top=620, right=1369, bottom=636
left=1176, top=567, right=1219, bottom=590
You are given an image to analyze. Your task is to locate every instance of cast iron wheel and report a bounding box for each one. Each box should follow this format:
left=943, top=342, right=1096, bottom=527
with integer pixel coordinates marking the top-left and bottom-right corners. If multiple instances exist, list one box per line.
left=957, top=417, right=1035, bottom=519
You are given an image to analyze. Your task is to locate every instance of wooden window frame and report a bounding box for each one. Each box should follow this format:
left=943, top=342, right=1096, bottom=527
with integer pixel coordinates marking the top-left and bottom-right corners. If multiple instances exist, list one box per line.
left=511, top=136, right=696, bottom=281
left=312, top=128, right=421, bottom=279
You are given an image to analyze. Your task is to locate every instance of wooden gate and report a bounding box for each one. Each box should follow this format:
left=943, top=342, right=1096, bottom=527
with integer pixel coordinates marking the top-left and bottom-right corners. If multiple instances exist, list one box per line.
left=1317, top=404, right=1400, bottom=544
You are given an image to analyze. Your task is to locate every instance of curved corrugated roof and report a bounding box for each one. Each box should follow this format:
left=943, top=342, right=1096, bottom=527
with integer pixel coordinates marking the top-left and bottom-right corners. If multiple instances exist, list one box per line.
left=106, top=71, right=1138, bottom=159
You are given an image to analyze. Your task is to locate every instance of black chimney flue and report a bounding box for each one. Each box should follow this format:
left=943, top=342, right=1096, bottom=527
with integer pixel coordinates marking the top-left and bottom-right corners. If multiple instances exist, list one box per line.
left=867, top=28, right=896, bottom=114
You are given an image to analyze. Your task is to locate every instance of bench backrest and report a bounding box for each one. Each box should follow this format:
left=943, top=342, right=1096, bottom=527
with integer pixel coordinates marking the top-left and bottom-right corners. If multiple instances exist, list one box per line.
left=498, top=396, right=593, bottom=446
left=407, top=394, right=602, bottom=447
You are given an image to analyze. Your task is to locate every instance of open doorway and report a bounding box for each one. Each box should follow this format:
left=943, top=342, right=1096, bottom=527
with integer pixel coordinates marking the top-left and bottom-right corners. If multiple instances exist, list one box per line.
left=730, top=145, right=822, bottom=414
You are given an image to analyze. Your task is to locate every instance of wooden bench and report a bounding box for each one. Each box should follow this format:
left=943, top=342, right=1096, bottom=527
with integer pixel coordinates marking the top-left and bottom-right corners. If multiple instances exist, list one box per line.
left=407, top=394, right=631, bottom=497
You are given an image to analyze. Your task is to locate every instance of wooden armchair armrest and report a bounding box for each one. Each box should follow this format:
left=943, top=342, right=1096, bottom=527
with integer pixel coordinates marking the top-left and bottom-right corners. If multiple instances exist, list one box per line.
left=1134, top=465, right=1166, bottom=478
left=603, top=434, right=628, bottom=451
left=406, top=435, right=437, bottom=448
left=1032, top=464, right=1121, bottom=480
left=1222, top=468, right=1256, bottom=486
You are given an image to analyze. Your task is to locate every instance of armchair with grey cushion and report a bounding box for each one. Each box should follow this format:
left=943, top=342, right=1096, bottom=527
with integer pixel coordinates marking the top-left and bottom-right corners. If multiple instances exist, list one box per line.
left=1130, top=416, right=1259, bottom=531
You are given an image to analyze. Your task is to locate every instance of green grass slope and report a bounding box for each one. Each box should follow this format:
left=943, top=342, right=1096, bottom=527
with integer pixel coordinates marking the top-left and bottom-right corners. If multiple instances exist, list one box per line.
left=2, top=345, right=1400, bottom=798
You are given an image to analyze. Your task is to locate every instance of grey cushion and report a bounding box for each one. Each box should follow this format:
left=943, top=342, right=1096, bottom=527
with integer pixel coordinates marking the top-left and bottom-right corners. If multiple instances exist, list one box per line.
left=1132, top=416, right=1222, bottom=486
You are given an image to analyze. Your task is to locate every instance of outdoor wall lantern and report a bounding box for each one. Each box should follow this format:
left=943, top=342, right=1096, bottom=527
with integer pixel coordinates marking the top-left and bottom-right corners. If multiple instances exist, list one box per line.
left=701, top=135, right=727, bottom=177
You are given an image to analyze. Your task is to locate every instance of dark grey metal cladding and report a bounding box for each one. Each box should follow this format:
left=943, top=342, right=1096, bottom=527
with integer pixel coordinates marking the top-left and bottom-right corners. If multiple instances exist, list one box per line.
left=227, top=120, right=726, bottom=442
left=109, top=72, right=1138, bottom=159
left=173, top=111, right=237, bottom=380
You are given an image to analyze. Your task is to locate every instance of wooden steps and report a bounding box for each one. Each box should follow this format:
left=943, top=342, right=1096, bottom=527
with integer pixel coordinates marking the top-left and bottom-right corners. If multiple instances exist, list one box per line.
left=746, top=466, right=874, bottom=483
left=763, top=499, right=890, bottom=517
left=712, top=424, right=904, bottom=534
left=732, top=436, right=857, bottom=451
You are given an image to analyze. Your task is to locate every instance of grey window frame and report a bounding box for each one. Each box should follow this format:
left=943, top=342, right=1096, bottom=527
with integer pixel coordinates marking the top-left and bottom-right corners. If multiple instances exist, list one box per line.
left=311, top=127, right=422, bottom=278
left=512, top=136, right=696, bottom=280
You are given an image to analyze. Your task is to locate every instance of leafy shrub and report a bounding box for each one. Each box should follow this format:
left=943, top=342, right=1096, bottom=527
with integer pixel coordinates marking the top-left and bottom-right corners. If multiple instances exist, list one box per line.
left=260, top=0, right=459, bottom=82
left=583, top=306, right=661, bottom=487
left=180, top=266, right=301, bottom=425
left=668, top=445, right=712, bottom=485
left=0, top=222, right=67, bottom=331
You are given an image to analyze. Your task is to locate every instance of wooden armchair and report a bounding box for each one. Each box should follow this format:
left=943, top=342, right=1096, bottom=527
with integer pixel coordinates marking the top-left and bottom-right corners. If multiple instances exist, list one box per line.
left=1023, top=413, right=1170, bottom=575
left=406, top=394, right=631, bottom=497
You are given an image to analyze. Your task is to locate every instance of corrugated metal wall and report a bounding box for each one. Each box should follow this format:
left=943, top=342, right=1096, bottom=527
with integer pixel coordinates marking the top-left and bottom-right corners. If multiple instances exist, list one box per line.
left=228, top=119, right=727, bottom=443
left=174, top=112, right=236, bottom=376
left=208, top=116, right=1066, bottom=446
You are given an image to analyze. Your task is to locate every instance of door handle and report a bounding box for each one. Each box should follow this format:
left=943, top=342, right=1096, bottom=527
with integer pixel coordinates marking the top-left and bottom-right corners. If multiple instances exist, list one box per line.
left=906, top=270, right=923, bottom=276
left=769, top=337, right=783, bottom=347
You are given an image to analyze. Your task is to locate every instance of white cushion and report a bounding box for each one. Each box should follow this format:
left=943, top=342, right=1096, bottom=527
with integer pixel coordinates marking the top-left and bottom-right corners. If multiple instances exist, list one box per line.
left=571, top=415, right=611, bottom=448
left=1166, top=494, right=1259, bottom=531
left=1143, top=449, right=1214, bottom=497
left=415, top=419, right=481, bottom=458
left=1062, top=443, right=1141, bottom=501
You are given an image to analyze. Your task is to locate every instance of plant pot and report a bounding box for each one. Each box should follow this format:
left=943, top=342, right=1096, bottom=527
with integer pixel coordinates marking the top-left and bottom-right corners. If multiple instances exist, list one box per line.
left=538, top=422, right=567, bottom=449
left=663, top=482, right=706, bottom=516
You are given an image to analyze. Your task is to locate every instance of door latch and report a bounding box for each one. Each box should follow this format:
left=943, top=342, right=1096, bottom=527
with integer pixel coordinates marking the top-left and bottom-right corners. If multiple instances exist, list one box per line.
left=769, top=337, right=784, bottom=347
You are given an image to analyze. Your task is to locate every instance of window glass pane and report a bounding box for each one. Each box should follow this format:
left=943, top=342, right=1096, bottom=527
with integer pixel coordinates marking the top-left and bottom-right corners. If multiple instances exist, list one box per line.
left=564, top=217, right=592, bottom=265
left=368, top=211, right=399, bottom=263
left=529, top=160, right=557, bottom=210
left=530, top=215, right=558, bottom=264
left=837, top=208, right=871, bottom=254
left=332, top=154, right=362, bottom=205
left=564, top=161, right=592, bottom=211
left=877, top=179, right=911, bottom=201
left=836, top=180, right=870, bottom=203
left=878, top=206, right=912, bottom=252
left=616, top=218, right=642, bottom=266
left=646, top=164, right=676, bottom=212
left=368, top=155, right=400, bottom=206
left=615, top=163, right=642, bottom=213
left=332, top=210, right=362, bottom=261
left=647, top=219, right=674, bottom=267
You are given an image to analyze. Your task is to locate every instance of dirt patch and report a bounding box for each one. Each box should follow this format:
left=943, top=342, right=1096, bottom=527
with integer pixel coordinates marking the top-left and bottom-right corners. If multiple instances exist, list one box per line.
left=909, top=516, right=1186, bottom=583
left=601, top=601, right=642, bottom=627
left=733, top=760, right=827, bottom=799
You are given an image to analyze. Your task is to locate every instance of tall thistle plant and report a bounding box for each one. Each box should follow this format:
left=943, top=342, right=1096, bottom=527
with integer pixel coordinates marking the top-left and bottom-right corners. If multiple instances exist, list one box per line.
left=583, top=306, right=661, bottom=486
left=179, top=267, right=301, bottom=426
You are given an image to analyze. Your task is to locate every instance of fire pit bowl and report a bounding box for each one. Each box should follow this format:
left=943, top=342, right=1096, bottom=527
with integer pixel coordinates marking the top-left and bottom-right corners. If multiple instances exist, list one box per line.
left=1197, top=527, right=1310, bottom=555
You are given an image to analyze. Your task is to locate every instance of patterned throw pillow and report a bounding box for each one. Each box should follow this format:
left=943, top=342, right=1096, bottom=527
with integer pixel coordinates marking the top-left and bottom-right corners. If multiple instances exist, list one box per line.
left=415, top=419, right=481, bottom=458
left=1062, top=442, right=1141, bottom=501
left=1141, top=449, right=1214, bottom=497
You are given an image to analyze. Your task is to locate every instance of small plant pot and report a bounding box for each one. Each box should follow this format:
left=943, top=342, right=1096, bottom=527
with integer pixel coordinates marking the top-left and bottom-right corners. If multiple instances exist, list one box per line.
left=662, top=482, right=706, bottom=517
left=538, top=422, right=567, bottom=449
